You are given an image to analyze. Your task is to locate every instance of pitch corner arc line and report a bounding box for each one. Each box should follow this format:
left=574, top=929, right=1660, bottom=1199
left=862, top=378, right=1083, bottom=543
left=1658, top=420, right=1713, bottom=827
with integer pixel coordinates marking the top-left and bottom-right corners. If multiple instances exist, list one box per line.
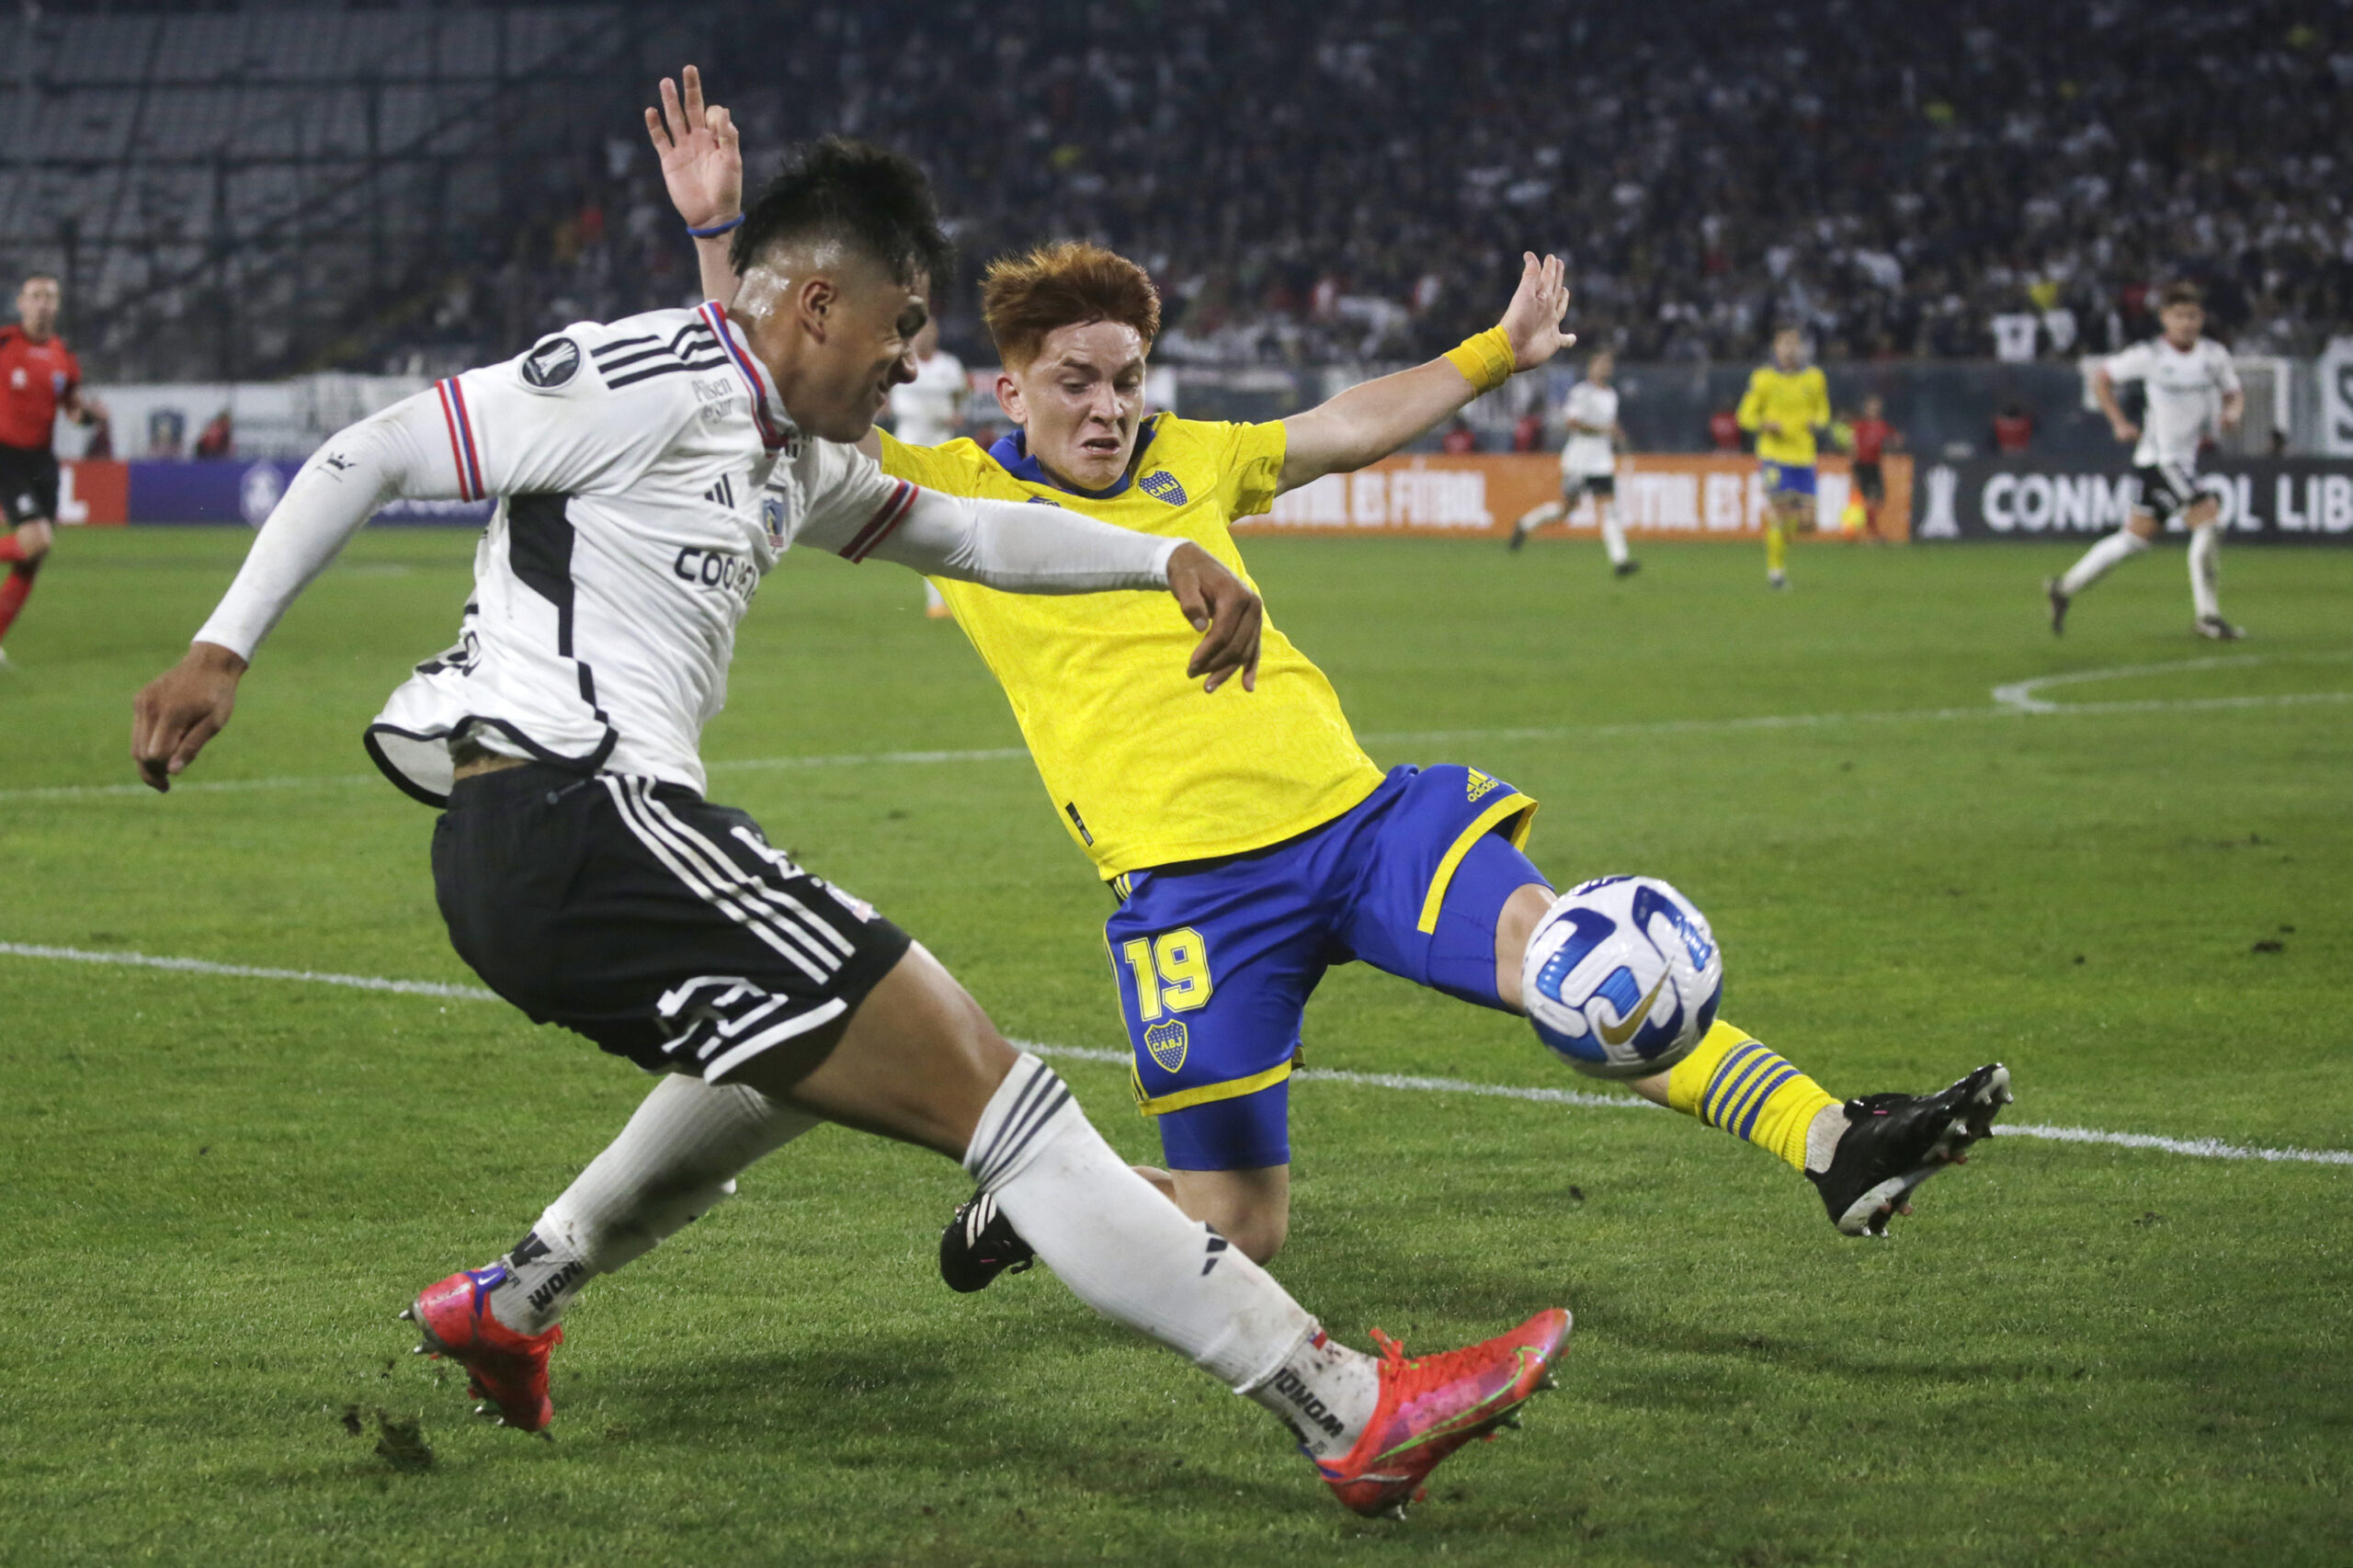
left=4, top=939, right=2347, bottom=1170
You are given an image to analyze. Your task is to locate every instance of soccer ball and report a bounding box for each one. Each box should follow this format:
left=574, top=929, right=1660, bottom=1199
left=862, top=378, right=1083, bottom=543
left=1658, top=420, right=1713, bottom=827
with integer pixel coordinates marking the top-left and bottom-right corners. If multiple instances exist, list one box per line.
left=1521, top=875, right=1722, bottom=1079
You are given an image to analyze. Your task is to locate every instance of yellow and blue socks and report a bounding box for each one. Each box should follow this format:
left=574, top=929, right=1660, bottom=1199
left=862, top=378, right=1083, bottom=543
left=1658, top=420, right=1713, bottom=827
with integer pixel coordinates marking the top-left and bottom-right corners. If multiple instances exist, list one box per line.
left=1666, top=1020, right=1840, bottom=1174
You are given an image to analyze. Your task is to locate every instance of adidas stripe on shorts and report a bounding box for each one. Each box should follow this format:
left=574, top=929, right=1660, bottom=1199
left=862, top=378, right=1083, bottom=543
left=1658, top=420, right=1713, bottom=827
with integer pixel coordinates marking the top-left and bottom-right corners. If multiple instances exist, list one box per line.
left=432, top=761, right=912, bottom=1081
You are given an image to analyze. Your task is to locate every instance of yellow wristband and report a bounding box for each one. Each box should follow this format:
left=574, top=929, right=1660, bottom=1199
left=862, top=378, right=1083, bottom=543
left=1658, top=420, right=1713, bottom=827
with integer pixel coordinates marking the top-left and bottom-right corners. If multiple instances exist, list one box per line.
left=1443, top=326, right=1517, bottom=394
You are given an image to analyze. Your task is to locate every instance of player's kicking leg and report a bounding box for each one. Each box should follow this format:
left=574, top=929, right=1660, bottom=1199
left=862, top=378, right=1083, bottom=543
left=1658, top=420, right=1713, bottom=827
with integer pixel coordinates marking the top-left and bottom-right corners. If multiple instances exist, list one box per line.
left=1357, top=766, right=2008, bottom=1238
left=409, top=765, right=1564, bottom=1516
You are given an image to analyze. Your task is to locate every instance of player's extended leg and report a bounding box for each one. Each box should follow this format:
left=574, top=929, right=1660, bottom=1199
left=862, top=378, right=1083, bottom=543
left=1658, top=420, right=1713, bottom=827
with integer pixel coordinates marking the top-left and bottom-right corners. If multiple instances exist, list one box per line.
left=749, top=944, right=1569, bottom=1514
left=0, top=518, right=53, bottom=654
left=1340, top=764, right=2009, bottom=1237
left=1764, top=501, right=1790, bottom=588
left=2048, top=512, right=2156, bottom=634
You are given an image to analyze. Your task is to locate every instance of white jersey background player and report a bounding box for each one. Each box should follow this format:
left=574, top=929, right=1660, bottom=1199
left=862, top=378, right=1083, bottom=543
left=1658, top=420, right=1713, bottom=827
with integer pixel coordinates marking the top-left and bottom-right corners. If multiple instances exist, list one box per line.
left=2049, top=282, right=2245, bottom=640
left=1508, top=351, right=1632, bottom=575
left=128, top=117, right=1568, bottom=1519
left=887, top=316, right=966, bottom=617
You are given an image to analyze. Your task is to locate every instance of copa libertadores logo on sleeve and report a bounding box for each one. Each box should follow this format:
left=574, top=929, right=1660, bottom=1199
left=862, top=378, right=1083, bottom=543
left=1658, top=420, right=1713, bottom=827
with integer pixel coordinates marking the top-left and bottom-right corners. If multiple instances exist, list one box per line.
left=521, top=336, right=581, bottom=390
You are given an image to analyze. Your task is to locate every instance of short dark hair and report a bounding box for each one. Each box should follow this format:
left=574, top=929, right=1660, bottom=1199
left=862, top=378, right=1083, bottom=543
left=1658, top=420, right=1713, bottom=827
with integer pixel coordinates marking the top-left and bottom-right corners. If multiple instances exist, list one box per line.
left=731, top=137, right=953, bottom=297
left=2159, top=280, right=2203, bottom=309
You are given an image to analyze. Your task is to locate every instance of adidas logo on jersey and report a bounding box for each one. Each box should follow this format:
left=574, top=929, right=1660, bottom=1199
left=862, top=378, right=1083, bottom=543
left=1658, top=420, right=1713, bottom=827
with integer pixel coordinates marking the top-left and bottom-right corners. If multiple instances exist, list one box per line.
left=1466, top=768, right=1502, bottom=802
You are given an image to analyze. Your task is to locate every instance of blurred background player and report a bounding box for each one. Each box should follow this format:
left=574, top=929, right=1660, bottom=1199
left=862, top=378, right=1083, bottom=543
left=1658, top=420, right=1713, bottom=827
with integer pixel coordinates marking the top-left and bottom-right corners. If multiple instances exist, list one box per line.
left=2049, top=283, right=2245, bottom=641
left=1737, top=328, right=1828, bottom=590
left=1844, top=393, right=1901, bottom=541
left=1508, top=351, right=1632, bottom=575
left=887, top=315, right=968, bottom=619
left=0, top=274, right=107, bottom=667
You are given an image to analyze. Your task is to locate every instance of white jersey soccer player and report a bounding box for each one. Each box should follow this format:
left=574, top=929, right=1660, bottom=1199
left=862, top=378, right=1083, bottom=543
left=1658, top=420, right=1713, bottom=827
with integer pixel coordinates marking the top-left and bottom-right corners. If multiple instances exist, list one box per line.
left=2050, top=283, right=2245, bottom=640
left=1508, top=352, right=1632, bottom=574
left=131, top=126, right=1566, bottom=1519
left=888, top=319, right=966, bottom=618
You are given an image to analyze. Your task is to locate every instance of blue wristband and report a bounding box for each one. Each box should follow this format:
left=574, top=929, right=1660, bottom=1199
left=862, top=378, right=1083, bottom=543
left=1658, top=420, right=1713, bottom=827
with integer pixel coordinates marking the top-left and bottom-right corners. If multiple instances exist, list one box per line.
left=687, top=214, right=745, bottom=239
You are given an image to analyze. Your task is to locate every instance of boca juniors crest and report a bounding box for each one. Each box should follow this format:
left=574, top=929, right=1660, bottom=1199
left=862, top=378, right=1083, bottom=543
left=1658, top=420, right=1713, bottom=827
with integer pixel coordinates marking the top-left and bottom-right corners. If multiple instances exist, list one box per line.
left=1140, top=470, right=1188, bottom=506
left=1143, top=1017, right=1188, bottom=1074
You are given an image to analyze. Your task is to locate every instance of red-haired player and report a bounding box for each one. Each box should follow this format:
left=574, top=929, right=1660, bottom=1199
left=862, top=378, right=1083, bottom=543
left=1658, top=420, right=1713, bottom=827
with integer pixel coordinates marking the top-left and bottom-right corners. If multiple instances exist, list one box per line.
left=0, top=274, right=107, bottom=666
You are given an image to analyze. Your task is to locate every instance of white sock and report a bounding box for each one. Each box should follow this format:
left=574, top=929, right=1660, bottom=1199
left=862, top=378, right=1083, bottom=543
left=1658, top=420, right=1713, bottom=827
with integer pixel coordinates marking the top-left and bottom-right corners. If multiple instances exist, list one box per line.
left=1514, top=500, right=1564, bottom=539
left=2188, top=524, right=2221, bottom=619
left=485, top=1074, right=819, bottom=1335
left=2059, top=528, right=2148, bottom=597
left=1804, top=1102, right=1848, bottom=1174
left=966, top=1054, right=1379, bottom=1457
left=1599, top=503, right=1629, bottom=565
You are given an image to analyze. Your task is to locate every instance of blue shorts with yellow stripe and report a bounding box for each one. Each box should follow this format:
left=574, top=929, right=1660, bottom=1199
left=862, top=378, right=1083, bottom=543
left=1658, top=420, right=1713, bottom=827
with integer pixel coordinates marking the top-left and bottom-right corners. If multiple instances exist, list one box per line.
left=1105, top=764, right=1544, bottom=1172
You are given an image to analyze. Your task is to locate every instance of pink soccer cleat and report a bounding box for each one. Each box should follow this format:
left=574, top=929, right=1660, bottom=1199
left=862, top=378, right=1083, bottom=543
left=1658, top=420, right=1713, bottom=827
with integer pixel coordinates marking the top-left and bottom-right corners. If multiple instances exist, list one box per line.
left=1316, top=1307, right=1572, bottom=1519
left=401, top=1266, right=562, bottom=1435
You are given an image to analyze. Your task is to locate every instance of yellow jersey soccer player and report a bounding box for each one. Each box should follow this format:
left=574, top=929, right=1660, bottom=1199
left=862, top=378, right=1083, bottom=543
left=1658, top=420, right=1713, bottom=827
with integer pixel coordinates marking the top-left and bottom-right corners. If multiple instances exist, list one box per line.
left=1737, top=327, right=1831, bottom=589
left=654, top=69, right=2010, bottom=1269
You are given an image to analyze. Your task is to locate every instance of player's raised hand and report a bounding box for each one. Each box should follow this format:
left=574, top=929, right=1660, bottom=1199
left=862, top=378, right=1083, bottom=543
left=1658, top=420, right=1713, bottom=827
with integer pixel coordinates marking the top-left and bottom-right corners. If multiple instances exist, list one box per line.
left=1166, top=542, right=1263, bottom=695
left=646, top=64, right=742, bottom=231
left=1499, top=252, right=1574, bottom=371
left=131, top=642, right=246, bottom=792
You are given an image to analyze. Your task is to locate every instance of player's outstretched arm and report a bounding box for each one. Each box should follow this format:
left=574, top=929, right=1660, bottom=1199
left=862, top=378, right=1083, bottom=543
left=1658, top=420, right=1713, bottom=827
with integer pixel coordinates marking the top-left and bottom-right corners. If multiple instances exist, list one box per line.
left=1275, top=252, right=1571, bottom=494
left=131, top=392, right=456, bottom=791
left=647, top=65, right=744, bottom=310
left=818, top=483, right=1263, bottom=692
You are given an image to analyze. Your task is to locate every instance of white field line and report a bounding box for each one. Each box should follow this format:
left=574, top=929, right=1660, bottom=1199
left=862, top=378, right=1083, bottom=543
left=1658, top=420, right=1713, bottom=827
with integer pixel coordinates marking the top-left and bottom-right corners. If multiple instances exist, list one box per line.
left=7, top=940, right=2347, bottom=1169
left=7, top=682, right=2347, bottom=806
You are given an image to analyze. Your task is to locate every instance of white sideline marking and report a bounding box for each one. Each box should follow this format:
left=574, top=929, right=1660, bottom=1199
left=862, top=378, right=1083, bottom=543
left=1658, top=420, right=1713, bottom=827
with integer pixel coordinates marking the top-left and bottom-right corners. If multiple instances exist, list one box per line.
left=6, top=939, right=2348, bottom=1168
left=0, top=941, right=497, bottom=1001
left=8, top=675, right=2347, bottom=806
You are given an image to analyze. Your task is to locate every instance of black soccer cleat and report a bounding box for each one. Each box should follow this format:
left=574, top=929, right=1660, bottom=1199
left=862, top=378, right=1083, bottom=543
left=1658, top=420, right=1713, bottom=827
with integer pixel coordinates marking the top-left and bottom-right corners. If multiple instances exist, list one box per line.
left=939, top=1189, right=1036, bottom=1293
left=2193, top=613, right=2245, bottom=642
left=1809, top=1063, right=2013, bottom=1237
left=1614, top=559, right=1642, bottom=578
left=2044, top=577, right=2070, bottom=637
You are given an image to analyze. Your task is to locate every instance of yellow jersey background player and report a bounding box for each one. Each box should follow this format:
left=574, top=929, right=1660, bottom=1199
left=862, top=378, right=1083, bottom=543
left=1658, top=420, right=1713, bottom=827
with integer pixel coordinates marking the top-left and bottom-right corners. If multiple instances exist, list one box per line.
left=1736, top=327, right=1831, bottom=589
left=659, top=67, right=2010, bottom=1270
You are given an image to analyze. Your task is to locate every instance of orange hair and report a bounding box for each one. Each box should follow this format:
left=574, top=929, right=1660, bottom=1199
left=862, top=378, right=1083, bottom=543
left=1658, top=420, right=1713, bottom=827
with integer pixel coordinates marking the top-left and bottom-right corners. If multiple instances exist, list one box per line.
left=980, top=242, right=1160, bottom=369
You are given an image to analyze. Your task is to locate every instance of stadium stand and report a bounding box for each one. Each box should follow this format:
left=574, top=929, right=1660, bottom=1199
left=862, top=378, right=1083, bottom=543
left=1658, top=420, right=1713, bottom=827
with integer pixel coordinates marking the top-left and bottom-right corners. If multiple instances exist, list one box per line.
left=10, top=1, right=2348, bottom=387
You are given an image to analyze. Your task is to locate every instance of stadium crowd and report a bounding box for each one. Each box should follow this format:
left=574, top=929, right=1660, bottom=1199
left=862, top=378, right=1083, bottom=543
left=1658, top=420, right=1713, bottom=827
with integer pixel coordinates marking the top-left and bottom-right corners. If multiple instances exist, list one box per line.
left=425, top=0, right=2350, bottom=369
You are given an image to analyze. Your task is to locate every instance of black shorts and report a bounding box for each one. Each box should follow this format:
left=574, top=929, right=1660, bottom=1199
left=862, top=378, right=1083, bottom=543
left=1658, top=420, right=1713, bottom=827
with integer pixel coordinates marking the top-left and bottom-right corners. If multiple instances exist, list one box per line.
left=0, top=443, right=59, bottom=527
left=1852, top=460, right=1884, bottom=504
left=1563, top=472, right=1615, bottom=499
left=432, top=763, right=913, bottom=1081
left=2132, top=462, right=2200, bottom=525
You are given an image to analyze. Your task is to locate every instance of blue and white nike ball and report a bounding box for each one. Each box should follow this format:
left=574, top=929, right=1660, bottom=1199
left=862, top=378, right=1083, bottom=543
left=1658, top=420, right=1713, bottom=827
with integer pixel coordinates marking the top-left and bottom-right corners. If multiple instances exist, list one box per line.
left=1521, top=875, right=1722, bottom=1079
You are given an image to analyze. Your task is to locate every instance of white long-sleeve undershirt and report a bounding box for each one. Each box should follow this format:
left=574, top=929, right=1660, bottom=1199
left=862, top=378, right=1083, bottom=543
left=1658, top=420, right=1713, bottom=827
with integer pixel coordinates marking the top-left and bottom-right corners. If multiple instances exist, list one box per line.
left=194, top=390, right=1179, bottom=663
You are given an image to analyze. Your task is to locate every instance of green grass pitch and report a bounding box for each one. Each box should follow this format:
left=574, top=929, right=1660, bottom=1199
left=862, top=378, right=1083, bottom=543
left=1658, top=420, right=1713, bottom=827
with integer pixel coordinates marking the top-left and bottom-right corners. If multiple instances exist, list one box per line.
left=2, top=526, right=2348, bottom=1567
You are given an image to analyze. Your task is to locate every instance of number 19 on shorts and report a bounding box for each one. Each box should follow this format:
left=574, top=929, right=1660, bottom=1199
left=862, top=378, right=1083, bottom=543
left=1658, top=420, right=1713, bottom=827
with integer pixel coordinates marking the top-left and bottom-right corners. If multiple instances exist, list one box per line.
left=1120, top=928, right=1214, bottom=1020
